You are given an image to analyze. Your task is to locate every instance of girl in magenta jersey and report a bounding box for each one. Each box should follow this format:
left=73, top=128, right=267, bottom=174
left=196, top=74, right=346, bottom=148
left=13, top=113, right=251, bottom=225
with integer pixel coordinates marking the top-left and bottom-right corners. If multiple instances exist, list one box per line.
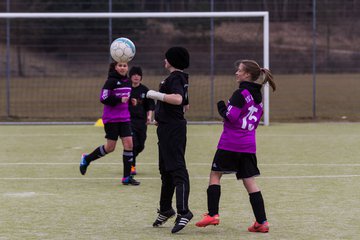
left=79, top=61, right=140, bottom=186
left=195, top=59, right=276, bottom=233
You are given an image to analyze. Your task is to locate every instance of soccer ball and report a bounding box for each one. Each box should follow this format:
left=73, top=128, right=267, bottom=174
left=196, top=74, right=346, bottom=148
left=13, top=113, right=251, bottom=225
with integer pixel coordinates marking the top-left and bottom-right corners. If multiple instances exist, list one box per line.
left=110, top=37, right=136, bottom=63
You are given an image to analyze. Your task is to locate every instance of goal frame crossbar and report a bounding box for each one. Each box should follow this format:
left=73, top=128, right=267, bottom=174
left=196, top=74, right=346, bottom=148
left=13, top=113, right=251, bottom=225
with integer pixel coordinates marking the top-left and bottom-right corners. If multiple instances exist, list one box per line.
left=0, top=11, right=270, bottom=125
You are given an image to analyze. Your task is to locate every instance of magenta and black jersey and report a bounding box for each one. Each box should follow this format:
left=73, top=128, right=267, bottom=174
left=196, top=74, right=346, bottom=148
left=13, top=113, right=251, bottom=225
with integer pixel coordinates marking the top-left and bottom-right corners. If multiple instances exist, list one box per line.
left=100, top=70, right=132, bottom=124
left=217, top=81, right=263, bottom=153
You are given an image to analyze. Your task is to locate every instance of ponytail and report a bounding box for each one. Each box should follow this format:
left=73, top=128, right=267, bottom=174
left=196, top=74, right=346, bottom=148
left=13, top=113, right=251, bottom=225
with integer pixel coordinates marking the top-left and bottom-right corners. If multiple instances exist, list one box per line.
left=260, top=68, right=276, bottom=92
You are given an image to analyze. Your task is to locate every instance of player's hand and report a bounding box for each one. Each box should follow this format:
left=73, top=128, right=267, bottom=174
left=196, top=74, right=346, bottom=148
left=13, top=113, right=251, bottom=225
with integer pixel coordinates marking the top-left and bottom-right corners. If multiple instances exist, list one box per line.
left=121, top=96, right=129, bottom=103
left=183, top=104, right=190, bottom=112
left=217, top=100, right=228, bottom=119
left=131, top=98, right=137, bottom=106
left=146, top=116, right=152, bottom=125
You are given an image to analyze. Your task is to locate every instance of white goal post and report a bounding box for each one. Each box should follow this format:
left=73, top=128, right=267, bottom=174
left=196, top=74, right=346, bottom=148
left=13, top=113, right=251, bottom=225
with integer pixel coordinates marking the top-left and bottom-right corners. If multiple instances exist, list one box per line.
left=0, top=11, right=270, bottom=125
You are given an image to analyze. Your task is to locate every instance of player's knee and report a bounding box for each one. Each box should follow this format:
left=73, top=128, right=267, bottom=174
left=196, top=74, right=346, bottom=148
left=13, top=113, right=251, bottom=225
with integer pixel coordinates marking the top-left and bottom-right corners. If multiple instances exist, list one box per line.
left=122, top=137, right=133, bottom=150
left=105, top=145, right=116, bottom=153
left=209, top=171, right=221, bottom=185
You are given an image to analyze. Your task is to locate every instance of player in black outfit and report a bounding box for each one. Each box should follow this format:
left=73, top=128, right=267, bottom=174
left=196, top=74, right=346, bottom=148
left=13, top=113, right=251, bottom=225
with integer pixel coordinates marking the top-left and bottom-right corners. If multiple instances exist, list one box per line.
left=129, top=66, right=155, bottom=175
left=146, top=47, right=192, bottom=234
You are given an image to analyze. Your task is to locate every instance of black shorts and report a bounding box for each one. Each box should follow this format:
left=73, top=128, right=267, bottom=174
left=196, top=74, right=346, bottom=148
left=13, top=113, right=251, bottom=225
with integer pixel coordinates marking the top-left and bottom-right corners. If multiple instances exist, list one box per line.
left=104, top=122, right=132, bottom=140
left=211, top=149, right=260, bottom=179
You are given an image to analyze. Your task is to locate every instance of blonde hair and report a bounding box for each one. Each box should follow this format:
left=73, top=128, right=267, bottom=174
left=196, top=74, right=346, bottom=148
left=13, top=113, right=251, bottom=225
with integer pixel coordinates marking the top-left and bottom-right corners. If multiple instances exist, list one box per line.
left=238, top=60, right=276, bottom=91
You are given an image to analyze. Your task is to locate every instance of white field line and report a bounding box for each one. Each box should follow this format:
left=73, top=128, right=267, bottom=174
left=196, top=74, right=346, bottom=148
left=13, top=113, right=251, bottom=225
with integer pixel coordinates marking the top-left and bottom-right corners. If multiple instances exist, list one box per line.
left=0, top=175, right=360, bottom=180
left=0, top=162, right=359, bottom=166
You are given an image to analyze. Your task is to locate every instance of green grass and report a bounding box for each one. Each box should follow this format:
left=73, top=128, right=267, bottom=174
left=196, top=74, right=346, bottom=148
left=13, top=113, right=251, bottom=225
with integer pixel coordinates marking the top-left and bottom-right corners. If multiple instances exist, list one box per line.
left=1, top=123, right=360, bottom=239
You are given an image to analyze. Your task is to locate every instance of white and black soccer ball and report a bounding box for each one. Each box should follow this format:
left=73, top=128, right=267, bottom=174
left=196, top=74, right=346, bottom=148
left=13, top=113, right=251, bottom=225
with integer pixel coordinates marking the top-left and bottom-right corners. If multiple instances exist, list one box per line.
left=110, top=37, right=136, bottom=63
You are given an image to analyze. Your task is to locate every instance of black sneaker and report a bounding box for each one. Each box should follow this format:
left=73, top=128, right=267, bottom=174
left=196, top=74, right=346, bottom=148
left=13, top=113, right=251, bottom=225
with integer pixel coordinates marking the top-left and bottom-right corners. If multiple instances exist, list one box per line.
left=152, top=208, right=176, bottom=227
left=122, top=176, right=140, bottom=186
left=79, top=154, right=89, bottom=175
left=171, top=211, right=193, bottom=233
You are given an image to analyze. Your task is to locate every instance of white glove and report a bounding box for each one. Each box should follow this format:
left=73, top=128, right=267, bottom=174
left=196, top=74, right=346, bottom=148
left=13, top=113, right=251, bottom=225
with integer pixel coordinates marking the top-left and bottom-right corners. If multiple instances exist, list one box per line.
left=146, top=90, right=165, bottom=101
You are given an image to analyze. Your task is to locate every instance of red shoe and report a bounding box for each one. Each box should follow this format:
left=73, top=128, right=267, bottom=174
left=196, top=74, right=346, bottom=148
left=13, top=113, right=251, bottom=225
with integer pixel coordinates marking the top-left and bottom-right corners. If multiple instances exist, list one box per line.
left=195, top=213, right=220, bottom=227
left=248, top=221, right=269, bottom=233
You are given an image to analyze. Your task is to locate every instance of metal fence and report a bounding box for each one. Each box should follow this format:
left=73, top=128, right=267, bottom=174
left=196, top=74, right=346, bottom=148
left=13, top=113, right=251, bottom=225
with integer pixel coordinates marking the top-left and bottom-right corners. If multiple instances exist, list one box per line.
left=0, top=0, right=359, bottom=123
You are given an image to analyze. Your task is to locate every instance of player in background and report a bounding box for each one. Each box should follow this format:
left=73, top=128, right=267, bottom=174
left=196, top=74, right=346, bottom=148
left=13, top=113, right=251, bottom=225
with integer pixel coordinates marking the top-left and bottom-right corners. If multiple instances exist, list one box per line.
left=128, top=66, right=155, bottom=175
left=79, top=61, right=140, bottom=186
left=146, top=47, right=192, bottom=234
left=195, top=59, right=276, bottom=233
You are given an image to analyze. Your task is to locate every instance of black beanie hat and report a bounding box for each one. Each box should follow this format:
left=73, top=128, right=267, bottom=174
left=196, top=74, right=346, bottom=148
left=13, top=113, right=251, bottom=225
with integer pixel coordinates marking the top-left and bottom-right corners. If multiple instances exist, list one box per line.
left=129, top=66, right=143, bottom=78
left=165, top=47, right=190, bottom=70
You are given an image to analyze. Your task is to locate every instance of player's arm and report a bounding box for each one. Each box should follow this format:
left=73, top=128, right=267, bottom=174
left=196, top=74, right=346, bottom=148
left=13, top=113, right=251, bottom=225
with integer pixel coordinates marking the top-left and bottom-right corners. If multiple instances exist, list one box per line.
left=184, top=104, right=190, bottom=112
left=217, top=89, right=245, bottom=122
left=146, top=79, right=185, bottom=105
left=100, top=81, right=122, bottom=106
left=217, top=100, right=228, bottom=120
left=143, top=87, right=155, bottom=124
left=146, top=110, right=153, bottom=124
left=100, top=89, right=122, bottom=106
left=164, top=94, right=183, bottom=105
left=146, top=91, right=183, bottom=105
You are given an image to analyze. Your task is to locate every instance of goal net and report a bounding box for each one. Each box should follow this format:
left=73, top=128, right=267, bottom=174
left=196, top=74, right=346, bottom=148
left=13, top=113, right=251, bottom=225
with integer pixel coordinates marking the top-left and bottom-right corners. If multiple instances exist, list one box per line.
left=0, top=11, right=270, bottom=125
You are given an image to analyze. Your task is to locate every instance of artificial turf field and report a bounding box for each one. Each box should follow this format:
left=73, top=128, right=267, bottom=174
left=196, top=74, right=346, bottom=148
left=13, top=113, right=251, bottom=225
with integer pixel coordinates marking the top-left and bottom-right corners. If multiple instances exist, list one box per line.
left=0, top=123, right=359, bottom=240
